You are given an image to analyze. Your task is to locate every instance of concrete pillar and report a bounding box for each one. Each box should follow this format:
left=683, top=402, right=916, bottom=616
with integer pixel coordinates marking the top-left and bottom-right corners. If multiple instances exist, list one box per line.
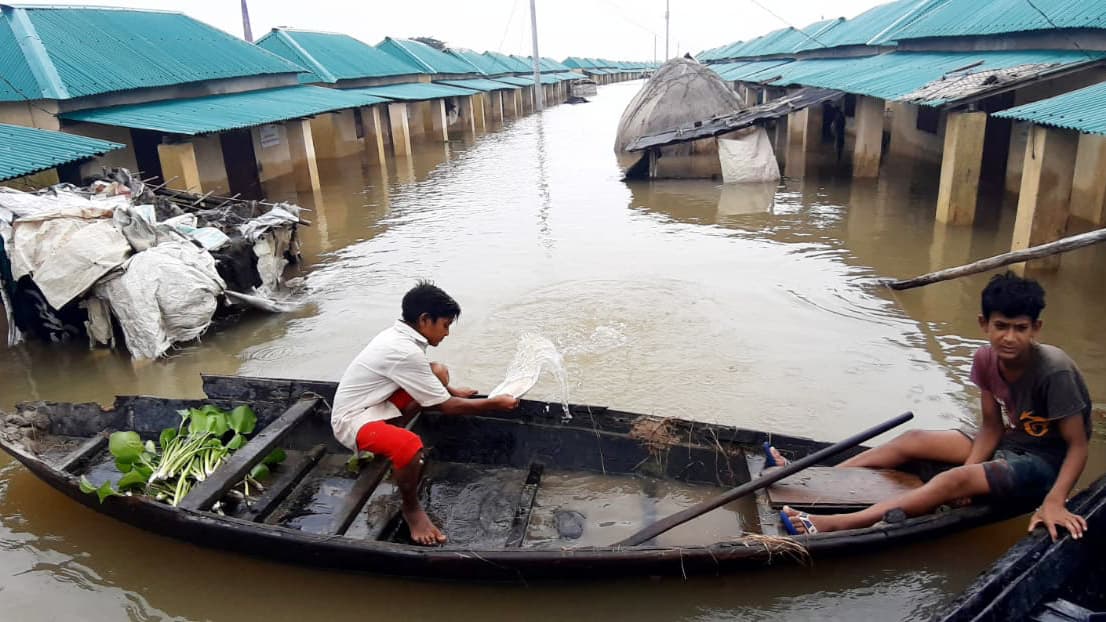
left=157, top=142, right=203, bottom=192
left=1006, top=121, right=1029, bottom=194
left=489, top=91, right=504, bottom=122
left=1011, top=125, right=1079, bottom=270
left=935, top=111, right=987, bottom=225
left=362, top=105, right=387, bottom=165
left=285, top=118, right=321, bottom=193
left=743, top=86, right=757, bottom=108
left=1070, top=132, right=1106, bottom=225
left=457, top=96, right=477, bottom=133
left=852, top=96, right=884, bottom=178
left=427, top=99, right=448, bottom=142
left=511, top=89, right=522, bottom=116
left=473, top=93, right=487, bottom=130
left=310, top=110, right=361, bottom=160
left=387, top=102, right=411, bottom=156
left=406, top=102, right=425, bottom=138
left=788, top=105, right=822, bottom=153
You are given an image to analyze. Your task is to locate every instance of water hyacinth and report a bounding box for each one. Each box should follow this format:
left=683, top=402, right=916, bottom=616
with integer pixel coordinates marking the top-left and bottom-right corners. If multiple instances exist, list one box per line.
left=80, top=404, right=283, bottom=507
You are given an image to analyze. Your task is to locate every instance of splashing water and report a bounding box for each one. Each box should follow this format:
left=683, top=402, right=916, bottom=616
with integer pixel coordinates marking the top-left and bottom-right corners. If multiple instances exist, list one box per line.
left=489, top=332, right=572, bottom=419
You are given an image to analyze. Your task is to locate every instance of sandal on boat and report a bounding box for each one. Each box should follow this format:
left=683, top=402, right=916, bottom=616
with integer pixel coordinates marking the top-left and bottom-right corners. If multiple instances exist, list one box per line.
left=779, top=507, right=818, bottom=535
left=763, top=441, right=779, bottom=468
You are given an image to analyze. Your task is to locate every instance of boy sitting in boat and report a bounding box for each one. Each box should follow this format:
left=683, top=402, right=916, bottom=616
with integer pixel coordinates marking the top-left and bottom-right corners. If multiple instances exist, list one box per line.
left=776, top=272, right=1091, bottom=541
left=331, top=281, right=519, bottom=545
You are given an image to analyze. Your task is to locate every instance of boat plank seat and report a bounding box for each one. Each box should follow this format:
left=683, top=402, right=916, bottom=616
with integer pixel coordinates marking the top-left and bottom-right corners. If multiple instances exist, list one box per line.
left=766, top=467, right=923, bottom=510
left=179, top=397, right=320, bottom=512
left=233, top=444, right=327, bottom=523
left=57, top=432, right=110, bottom=474
left=505, top=463, right=544, bottom=547
left=1032, top=598, right=1101, bottom=622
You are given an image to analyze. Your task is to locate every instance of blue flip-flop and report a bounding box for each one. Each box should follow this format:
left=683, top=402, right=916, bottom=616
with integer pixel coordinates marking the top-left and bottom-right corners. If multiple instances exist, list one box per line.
left=780, top=506, right=818, bottom=535
left=763, top=441, right=778, bottom=467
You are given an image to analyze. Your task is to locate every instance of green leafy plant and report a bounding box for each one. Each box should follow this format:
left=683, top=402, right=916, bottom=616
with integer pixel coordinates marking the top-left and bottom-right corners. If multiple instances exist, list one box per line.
left=81, top=404, right=267, bottom=507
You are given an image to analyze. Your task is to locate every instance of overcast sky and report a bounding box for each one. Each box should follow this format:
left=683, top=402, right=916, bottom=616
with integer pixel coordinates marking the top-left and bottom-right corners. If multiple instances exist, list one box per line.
left=22, top=0, right=890, bottom=60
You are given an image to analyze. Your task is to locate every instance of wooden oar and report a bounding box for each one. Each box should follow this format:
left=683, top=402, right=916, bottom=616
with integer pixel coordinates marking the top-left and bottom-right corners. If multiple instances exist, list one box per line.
left=615, top=411, right=915, bottom=547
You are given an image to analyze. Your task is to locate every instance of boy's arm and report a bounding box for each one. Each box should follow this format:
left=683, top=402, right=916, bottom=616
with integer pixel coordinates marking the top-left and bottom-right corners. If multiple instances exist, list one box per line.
left=437, top=394, right=518, bottom=415
left=964, top=390, right=1004, bottom=465
left=1028, top=415, right=1089, bottom=541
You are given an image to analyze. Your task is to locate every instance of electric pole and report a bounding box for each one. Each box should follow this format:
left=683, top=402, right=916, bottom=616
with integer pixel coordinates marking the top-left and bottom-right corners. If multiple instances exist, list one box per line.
left=664, top=0, right=669, bottom=60
left=530, top=0, right=543, bottom=111
left=240, top=0, right=253, bottom=42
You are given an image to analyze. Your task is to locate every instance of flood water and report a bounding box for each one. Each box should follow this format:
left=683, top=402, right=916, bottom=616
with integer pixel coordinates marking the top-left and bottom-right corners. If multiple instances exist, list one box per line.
left=1, top=81, right=1104, bottom=621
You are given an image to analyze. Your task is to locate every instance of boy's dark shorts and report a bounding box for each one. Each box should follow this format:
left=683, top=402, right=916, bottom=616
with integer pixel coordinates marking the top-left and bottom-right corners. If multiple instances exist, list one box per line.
left=981, top=449, right=1059, bottom=502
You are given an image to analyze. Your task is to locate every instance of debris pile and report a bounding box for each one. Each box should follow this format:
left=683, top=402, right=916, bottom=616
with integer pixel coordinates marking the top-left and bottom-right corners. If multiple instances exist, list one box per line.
left=0, top=169, right=304, bottom=358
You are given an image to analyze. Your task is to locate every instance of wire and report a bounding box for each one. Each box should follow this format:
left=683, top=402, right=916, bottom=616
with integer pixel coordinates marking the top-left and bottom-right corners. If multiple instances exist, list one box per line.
left=497, top=0, right=520, bottom=53
left=597, top=0, right=658, bottom=35
left=744, top=0, right=830, bottom=50
left=1022, top=0, right=1094, bottom=62
left=0, top=73, right=56, bottom=129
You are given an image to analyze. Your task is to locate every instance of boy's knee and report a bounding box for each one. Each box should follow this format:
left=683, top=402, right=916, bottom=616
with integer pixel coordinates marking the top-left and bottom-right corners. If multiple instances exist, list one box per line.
left=430, top=362, right=450, bottom=386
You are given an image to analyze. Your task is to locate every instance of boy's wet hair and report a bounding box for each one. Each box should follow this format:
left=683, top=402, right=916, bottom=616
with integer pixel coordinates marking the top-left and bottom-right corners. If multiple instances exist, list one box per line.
left=981, top=271, right=1046, bottom=321
left=402, top=280, right=461, bottom=323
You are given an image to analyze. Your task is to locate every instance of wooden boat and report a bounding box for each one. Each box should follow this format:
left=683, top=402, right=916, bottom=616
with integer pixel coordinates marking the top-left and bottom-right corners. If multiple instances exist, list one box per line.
left=0, top=374, right=1035, bottom=581
left=934, top=472, right=1106, bottom=621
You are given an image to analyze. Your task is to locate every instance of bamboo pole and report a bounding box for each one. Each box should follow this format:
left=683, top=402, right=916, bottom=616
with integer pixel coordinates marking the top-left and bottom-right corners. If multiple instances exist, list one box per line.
left=886, top=227, right=1106, bottom=291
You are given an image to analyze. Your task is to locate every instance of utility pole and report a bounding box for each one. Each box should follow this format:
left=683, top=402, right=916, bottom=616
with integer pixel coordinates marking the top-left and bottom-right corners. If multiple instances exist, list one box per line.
left=653, top=34, right=656, bottom=64
left=664, top=0, right=670, bottom=60
left=240, top=0, right=253, bottom=42
left=530, top=0, right=543, bottom=111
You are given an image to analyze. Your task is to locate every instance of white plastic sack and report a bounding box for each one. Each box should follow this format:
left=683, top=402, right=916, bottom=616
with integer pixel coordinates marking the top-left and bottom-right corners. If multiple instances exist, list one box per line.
left=252, top=228, right=294, bottom=295
left=718, top=127, right=781, bottom=184
left=238, top=205, right=300, bottom=242
left=94, top=241, right=225, bottom=359
left=0, top=187, right=125, bottom=222
left=10, top=217, right=131, bottom=309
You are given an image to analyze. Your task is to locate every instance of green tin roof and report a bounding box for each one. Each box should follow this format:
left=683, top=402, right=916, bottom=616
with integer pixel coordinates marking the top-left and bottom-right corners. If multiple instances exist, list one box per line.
left=435, top=78, right=518, bottom=92
left=796, top=0, right=934, bottom=51
left=60, top=85, right=386, bottom=135
left=748, top=50, right=1102, bottom=106
left=377, top=38, right=477, bottom=75
left=0, top=5, right=302, bottom=102
left=0, top=124, right=122, bottom=181
left=716, top=59, right=795, bottom=81
left=877, top=0, right=1106, bottom=43
left=346, top=82, right=478, bottom=101
left=446, top=49, right=508, bottom=75
left=994, top=80, right=1106, bottom=135
left=484, top=51, right=532, bottom=73
left=494, top=76, right=537, bottom=87
left=255, top=29, right=424, bottom=83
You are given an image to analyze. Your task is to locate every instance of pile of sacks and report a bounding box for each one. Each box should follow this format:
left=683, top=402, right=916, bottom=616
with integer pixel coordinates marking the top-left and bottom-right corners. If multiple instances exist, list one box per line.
left=0, top=172, right=302, bottom=359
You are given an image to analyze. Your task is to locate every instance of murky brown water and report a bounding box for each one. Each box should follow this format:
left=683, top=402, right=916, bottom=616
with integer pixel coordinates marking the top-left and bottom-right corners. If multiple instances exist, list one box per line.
left=1, top=81, right=1103, bottom=621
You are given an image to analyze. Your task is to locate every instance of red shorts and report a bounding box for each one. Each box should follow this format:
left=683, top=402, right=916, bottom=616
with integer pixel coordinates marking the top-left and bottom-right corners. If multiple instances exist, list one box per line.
left=356, top=420, right=423, bottom=470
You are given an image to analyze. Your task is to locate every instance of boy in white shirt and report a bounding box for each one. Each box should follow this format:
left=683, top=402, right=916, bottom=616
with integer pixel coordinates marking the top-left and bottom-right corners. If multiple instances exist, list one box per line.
left=331, top=281, right=519, bottom=545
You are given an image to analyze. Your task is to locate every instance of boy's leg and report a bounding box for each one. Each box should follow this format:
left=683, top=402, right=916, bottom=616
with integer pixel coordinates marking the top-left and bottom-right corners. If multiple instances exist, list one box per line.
left=356, top=421, right=446, bottom=545
left=784, top=462, right=991, bottom=533
left=838, top=429, right=972, bottom=468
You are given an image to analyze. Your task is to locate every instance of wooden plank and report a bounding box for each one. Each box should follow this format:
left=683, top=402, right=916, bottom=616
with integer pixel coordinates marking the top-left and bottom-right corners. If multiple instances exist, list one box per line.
left=235, top=445, right=327, bottom=523
left=57, top=433, right=108, bottom=474
left=1040, top=598, right=1097, bottom=621
left=505, top=463, right=544, bottom=547
left=327, top=414, right=421, bottom=537
left=766, top=467, right=923, bottom=510
left=179, top=398, right=319, bottom=512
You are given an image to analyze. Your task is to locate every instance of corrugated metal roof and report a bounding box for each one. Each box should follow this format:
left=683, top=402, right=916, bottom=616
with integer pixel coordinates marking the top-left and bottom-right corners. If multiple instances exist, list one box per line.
left=59, top=85, right=386, bottom=135
left=435, top=78, right=519, bottom=91
left=494, top=76, right=537, bottom=87
left=993, top=80, right=1106, bottom=135
left=0, top=123, right=122, bottom=180
left=377, top=38, right=477, bottom=75
left=717, top=59, right=795, bottom=81
left=0, top=5, right=303, bottom=102
left=878, top=0, right=1106, bottom=43
left=796, top=0, right=934, bottom=51
left=346, top=82, right=478, bottom=101
left=749, top=50, right=1102, bottom=106
left=484, top=51, right=532, bottom=73
left=553, top=72, right=584, bottom=80
left=447, top=49, right=507, bottom=75
left=255, top=29, right=424, bottom=83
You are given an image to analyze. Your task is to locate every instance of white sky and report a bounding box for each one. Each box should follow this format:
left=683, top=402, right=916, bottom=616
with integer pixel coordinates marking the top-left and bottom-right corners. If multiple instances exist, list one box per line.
left=20, top=0, right=890, bottom=60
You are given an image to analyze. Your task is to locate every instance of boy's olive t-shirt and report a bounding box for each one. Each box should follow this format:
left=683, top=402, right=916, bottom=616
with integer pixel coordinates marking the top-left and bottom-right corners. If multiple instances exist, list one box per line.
left=970, top=343, right=1091, bottom=468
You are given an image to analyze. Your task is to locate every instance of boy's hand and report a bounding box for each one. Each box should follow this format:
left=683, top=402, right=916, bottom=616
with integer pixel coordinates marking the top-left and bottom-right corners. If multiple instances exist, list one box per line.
left=489, top=394, right=519, bottom=411
left=1028, top=499, right=1088, bottom=541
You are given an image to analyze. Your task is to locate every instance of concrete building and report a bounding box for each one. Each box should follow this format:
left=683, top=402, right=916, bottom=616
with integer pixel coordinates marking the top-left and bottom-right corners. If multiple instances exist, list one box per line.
left=375, top=38, right=490, bottom=135
left=695, top=0, right=1106, bottom=267
left=0, top=5, right=385, bottom=197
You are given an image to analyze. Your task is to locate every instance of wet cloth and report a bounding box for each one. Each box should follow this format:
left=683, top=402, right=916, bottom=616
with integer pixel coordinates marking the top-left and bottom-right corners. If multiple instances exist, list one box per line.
left=970, top=344, right=1092, bottom=469
left=355, top=420, right=423, bottom=470
left=982, top=448, right=1059, bottom=502
left=331, top=321, right=451, bottom=451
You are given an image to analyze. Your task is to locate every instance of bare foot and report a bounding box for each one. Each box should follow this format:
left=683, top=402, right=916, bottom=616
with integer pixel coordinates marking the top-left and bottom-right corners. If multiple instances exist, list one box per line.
left=403, top=507, right=447, bottom=545
left=782, top=505, right=845, bottom=534
left=768, top=445, right=788, bottom=466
